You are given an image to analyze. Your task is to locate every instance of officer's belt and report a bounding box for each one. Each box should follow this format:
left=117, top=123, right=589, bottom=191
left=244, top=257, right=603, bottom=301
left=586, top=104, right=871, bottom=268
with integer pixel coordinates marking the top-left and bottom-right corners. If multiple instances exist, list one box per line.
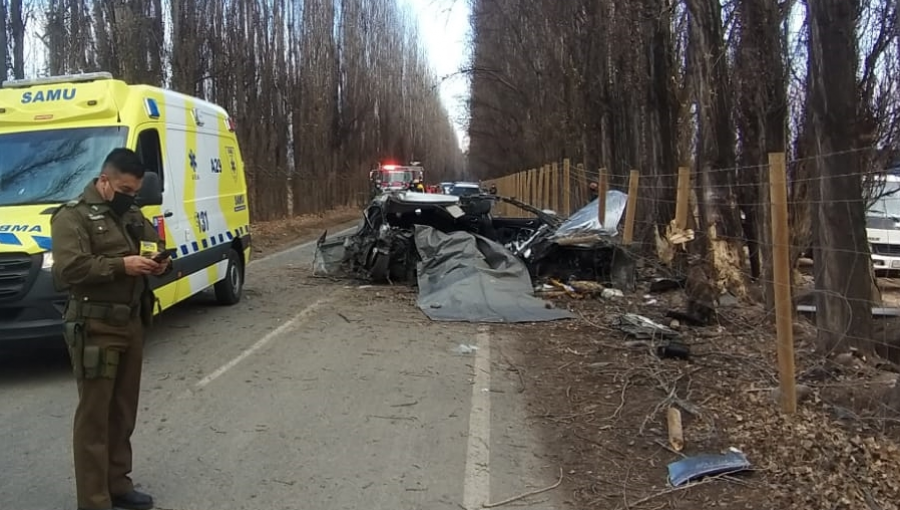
left=69, top=300, right=138, bottom=324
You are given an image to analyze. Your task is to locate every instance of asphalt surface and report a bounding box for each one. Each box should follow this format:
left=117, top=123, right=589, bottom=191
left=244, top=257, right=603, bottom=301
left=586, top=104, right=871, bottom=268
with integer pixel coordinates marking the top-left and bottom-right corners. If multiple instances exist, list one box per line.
left=0, top=229, right=562, bottom=510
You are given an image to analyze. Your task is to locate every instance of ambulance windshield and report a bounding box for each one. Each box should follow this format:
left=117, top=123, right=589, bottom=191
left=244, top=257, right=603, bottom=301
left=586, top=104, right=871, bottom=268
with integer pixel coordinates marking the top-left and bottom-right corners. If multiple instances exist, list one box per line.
left=0, top=126, right=128, bottom=206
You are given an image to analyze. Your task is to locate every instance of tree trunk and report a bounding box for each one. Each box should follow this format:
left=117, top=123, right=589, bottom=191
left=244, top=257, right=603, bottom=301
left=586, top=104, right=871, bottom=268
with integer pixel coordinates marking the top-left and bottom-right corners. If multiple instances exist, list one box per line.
left=686, top=0, right=746, bottom=298
left=0, top=0, right=8, bottom=83
left=9, top=0, right=23, bottom=79
left=734, top=0, right=787, bottom=311
left=807, top=0, right=873, bottom=352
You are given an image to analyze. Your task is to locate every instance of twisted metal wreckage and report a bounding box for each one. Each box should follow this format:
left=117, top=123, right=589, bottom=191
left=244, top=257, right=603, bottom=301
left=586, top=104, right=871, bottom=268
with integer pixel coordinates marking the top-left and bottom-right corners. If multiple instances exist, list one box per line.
left=313, top=190, right=632, bottom=323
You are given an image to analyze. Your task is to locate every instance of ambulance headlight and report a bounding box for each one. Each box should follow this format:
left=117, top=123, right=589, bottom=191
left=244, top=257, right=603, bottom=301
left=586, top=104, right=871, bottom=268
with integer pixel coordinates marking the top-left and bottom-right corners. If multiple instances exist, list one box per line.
left=41, top=251, right=54, bottom=270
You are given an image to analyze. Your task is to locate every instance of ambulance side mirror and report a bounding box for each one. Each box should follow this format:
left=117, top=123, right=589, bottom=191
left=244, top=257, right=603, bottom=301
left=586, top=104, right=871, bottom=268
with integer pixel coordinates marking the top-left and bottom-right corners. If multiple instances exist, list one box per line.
left=136, top=172, right=163, bottom=207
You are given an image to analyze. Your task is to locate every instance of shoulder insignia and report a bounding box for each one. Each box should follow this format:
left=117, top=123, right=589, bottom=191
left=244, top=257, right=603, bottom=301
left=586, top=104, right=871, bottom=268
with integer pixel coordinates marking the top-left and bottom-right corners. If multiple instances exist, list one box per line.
left=51, top=198, right=84, bottom=222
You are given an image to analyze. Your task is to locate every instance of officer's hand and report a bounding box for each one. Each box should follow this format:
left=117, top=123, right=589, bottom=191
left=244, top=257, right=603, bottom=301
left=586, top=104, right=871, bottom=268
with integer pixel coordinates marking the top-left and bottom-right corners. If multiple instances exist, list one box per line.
left=124, top=255, right=161, bottom=276
left=150, top=258, right=170, bottom=276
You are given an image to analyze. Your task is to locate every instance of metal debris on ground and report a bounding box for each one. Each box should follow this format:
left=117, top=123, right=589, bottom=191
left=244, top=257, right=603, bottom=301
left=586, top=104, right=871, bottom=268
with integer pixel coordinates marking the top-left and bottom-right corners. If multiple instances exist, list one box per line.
left=614, top=313, right=680, bottom=340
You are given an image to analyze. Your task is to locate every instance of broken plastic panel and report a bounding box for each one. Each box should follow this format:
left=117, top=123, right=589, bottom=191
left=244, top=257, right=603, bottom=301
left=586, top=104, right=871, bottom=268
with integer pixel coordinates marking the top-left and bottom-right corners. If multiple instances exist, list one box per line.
left=550, top=190, right=629, bottom=240
left=667, top=448, right=751, bottom=487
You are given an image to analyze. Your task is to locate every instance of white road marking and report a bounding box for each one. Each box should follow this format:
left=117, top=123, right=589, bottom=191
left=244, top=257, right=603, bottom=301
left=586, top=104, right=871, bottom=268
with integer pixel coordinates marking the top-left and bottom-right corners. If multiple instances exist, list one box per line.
left=250, top=226, right=357, bottom=266
left=463, top=326, right=492, bottom=510
left=193, top=298, right=328, bottom=389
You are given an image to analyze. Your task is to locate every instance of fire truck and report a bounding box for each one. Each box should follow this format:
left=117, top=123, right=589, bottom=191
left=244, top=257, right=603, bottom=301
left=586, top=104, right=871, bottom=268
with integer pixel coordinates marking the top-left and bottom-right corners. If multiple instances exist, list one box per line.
left=369, top=161, right=425, bottom=198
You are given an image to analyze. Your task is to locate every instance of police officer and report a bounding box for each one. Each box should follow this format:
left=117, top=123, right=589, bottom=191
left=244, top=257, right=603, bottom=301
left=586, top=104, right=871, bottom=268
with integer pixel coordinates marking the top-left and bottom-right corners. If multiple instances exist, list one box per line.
left=51, top=148, right=172, bottom=510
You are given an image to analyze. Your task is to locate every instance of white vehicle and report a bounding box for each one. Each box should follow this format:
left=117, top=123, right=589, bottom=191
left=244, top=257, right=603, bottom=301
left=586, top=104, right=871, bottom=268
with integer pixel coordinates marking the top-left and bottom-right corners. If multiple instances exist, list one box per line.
left=448, top=182, right=482, bottom=197
left=867, top=173, right=900, bottom=273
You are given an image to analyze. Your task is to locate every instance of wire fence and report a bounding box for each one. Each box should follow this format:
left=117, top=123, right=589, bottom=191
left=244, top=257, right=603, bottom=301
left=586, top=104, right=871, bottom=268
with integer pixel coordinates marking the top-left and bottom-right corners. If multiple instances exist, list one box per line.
left=485, top=150, right=900, bottom=417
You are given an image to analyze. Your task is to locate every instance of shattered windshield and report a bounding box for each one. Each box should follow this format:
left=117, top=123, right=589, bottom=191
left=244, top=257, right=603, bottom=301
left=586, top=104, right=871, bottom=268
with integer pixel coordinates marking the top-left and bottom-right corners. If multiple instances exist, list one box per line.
left=869, top=182, right=900, bottom=219
left=0, top=126, right=129, bottom=206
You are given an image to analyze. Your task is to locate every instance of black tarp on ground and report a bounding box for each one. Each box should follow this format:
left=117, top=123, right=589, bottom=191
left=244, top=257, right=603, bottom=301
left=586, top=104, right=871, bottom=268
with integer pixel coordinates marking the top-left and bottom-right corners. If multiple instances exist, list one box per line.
left=414, top=225, right=573, bottom=323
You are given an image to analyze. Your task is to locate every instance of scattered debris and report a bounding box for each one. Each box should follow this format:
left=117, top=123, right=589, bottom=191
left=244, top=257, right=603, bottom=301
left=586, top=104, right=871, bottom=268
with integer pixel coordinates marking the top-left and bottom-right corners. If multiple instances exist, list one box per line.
left=453, top=344, right=479, bottom=354
left=601, top=288, right=624, bottom=300
left=657, top=341, right=691, bottom=360
left=667, top=407, right=684, bottom=452
left=614, top=313, right=680, bottom=340
left=666, top=448, right=752, bottom=487
left=649, top=277, right=684, bottom=293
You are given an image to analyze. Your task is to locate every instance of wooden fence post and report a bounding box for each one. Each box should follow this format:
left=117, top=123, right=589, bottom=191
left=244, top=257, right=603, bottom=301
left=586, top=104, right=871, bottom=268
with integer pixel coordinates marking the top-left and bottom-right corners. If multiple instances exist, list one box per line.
left=537, top=165, right=546, bottom=209
left=516, top=171, right=523, bottom=202
left=768, top=152, right=796, bottom=414
left=622, top=170, right=640, bottom=245
left=563, top=158, right=571, bottom=215
left=542, top=164, right=551, bottom=210
left=551, top=161, right=559, bottom=213
left=675, top=166, right=691, bottom=230
left=576, top=163, right=586, bottom=209
left=598, top=168, right=609, bottom=227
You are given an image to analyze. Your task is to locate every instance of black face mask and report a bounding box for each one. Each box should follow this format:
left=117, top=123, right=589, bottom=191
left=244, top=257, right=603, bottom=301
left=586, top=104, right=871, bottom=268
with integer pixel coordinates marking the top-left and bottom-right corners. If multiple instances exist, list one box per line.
left=108, top=191, right=136, bottom=216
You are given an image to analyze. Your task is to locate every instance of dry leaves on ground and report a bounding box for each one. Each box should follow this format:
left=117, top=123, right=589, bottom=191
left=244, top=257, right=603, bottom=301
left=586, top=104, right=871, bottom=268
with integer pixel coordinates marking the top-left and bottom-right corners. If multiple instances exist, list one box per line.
left=514, top=283, right=900, bottom=510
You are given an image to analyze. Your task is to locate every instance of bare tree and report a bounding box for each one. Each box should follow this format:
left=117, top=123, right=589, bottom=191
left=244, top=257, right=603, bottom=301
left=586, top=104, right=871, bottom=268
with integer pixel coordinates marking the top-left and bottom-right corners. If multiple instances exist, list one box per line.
left=28, top=0, right=463, bottom=221
left=9, top=0, right=22, bottom=79
left=0, top=0, right=8, bottom=83
left=807, top=0, right=873, bottom=352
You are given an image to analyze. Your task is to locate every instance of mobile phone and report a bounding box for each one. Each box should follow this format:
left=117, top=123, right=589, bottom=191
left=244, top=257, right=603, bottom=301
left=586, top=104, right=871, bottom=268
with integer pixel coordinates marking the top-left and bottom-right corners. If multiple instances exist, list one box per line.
left=152, top=249, right=177, bottom=263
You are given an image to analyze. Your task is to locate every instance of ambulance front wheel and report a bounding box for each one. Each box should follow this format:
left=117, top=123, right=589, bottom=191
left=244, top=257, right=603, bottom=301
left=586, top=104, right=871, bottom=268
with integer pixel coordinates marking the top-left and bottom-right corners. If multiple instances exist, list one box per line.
left=215, top=249, right=244, bottom=305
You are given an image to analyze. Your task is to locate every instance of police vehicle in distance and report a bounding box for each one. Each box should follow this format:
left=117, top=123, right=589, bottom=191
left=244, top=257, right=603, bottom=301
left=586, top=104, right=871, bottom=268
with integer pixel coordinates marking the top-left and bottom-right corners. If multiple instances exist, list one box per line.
left=0, top=72, right=252, bottom=347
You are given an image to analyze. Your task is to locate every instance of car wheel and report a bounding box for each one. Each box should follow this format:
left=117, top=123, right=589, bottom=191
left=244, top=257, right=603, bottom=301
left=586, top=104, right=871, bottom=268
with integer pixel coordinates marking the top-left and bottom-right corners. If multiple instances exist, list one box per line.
left=214, top=248, right=244, bottom=305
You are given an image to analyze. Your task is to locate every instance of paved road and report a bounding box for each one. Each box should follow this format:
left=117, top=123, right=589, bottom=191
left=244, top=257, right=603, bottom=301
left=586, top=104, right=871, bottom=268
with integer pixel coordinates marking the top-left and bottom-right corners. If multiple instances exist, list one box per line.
left=0, top=230, right=562, bottom=510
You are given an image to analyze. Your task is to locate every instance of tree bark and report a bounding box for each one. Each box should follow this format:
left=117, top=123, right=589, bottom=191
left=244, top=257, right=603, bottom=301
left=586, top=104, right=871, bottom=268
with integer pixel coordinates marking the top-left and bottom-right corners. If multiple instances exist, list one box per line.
left=686, top=0, right=746, bottom=297
left=9, top=0, right=23, bottom=79
left=807, top=0, right=874, bottom=352
left=0, top=0, right=8, bottom=83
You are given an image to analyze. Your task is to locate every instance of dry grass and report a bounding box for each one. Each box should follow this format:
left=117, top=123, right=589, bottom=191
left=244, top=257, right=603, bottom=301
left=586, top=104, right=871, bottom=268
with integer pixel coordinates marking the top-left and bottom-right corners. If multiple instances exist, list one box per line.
left=250, top=207, right=361, bottom=256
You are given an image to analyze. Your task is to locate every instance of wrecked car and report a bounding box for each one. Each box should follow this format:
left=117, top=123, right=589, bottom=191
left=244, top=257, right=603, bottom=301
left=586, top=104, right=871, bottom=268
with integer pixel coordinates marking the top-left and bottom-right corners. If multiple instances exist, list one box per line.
left=314, top=188, right=632, bottom=286
left=314, top=190, right=550, bottom=282
left=313, top=189, right=633, bottom=323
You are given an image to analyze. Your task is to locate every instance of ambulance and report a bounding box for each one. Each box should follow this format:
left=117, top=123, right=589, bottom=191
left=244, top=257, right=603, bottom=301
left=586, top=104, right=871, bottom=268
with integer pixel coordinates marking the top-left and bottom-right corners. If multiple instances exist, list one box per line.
left=0, top=72, right=251, bottom=347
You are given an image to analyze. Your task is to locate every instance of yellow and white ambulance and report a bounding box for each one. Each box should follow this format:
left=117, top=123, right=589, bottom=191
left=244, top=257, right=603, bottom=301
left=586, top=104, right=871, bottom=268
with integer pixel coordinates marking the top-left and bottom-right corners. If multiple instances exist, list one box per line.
left=0, top=72, right=251, bottom=346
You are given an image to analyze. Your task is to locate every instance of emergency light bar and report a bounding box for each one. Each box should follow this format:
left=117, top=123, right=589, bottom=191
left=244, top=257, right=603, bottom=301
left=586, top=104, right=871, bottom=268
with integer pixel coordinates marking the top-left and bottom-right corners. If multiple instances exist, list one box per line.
left=1, top=71, right=114, bottom=89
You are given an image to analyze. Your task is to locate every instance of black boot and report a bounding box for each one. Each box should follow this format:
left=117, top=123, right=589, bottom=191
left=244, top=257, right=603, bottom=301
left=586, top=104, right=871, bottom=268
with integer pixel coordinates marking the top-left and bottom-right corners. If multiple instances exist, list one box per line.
left=111, top=489, right=154, bottom=510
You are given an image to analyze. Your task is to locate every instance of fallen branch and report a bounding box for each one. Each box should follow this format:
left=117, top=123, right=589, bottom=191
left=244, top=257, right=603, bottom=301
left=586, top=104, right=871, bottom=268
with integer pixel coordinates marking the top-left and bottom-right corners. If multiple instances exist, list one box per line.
left=621, top=473, right=730, bottom=509
left=482, top=467, right=564, bottom=508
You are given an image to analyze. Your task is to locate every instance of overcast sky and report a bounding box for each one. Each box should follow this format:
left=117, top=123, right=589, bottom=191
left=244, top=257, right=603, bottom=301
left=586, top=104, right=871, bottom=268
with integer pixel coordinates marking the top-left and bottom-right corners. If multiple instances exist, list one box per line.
left=404, top=0, right=472, bottom=151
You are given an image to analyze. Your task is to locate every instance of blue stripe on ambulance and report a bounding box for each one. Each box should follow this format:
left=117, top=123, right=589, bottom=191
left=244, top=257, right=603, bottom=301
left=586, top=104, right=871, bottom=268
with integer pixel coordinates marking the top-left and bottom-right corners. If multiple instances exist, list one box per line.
left=0, top=233, right=50, bottom=248
left=0, top=233, right=22, bottom=246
